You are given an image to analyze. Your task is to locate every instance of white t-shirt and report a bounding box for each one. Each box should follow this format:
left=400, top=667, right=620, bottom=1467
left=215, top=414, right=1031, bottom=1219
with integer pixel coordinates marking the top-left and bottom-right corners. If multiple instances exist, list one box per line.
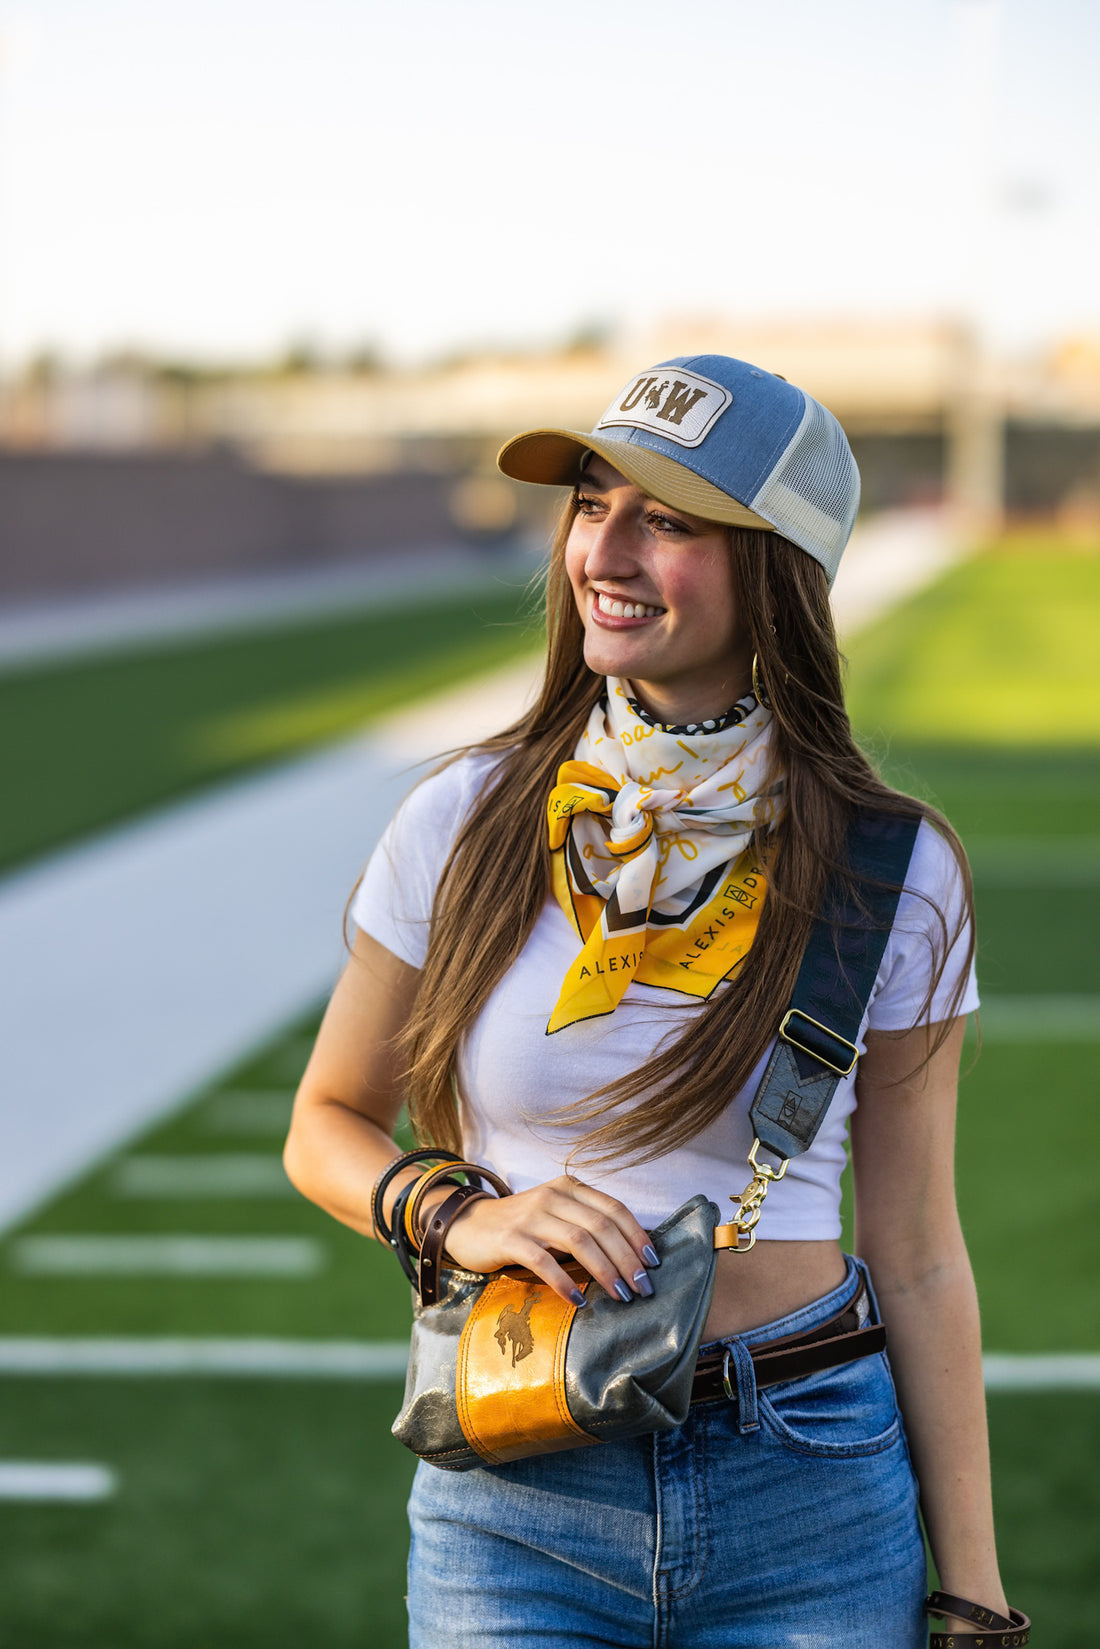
left=351, top=752, right=979, bottom=1240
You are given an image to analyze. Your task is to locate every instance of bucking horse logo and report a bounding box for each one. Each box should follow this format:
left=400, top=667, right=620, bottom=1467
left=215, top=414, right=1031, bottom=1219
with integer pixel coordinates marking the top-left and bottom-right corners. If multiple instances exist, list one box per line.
left=494, top=1294, right=536, bottom=1367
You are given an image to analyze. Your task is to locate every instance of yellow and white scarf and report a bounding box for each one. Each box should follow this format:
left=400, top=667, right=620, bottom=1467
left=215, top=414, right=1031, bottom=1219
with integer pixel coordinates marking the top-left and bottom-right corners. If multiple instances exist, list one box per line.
left=545, top=678, right=782, bottom=1033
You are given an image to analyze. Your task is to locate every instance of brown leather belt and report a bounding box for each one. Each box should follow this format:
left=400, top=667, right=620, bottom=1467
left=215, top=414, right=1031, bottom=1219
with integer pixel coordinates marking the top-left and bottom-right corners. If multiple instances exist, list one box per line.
left=690, top=1283, right=886, bottom=1405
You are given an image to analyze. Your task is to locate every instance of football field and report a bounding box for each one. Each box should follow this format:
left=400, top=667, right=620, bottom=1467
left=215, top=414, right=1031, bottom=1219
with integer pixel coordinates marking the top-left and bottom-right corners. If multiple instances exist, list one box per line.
left=0, top=546, right=1097, bottom=1646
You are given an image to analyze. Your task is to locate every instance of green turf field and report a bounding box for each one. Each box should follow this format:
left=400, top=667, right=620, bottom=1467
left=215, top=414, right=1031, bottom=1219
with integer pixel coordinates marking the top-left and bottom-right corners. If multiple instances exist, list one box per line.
left=1, top=541, right=1097, bottom=1646
left=0, top=581, right=537, bottom=875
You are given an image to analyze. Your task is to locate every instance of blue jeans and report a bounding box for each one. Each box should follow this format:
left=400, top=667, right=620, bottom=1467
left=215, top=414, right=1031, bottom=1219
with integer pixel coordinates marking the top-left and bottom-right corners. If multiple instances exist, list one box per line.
left=407, top=1257, right=927, bottom=1648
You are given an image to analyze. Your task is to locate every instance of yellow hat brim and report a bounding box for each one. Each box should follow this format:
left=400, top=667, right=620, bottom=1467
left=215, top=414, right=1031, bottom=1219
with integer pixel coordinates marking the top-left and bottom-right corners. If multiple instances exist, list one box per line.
left=496, top=428, right=775, bottom=534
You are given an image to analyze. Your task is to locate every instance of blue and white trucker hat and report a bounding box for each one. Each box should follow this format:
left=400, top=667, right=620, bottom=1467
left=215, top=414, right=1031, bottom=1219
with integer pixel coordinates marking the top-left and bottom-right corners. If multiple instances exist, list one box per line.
left=497, top=354, right=860, bottom=586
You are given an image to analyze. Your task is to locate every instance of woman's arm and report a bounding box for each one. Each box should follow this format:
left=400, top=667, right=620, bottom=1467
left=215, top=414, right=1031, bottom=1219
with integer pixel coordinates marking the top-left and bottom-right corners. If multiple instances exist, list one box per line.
left=851, top=1017, right=1008, bottom=1632
left=284, top=929, right=423, bottom=1238
left=284, top=929, right=656, bottom=1303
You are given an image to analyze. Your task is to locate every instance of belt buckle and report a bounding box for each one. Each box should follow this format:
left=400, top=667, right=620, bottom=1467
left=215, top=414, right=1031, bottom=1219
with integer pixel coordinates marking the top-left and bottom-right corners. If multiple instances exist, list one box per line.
left=721, top=1347, right=736, bottom=1403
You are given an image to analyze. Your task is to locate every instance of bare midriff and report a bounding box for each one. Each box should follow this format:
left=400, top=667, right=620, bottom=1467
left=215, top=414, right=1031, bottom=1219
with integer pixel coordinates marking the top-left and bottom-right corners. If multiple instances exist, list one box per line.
left=701, top=1238, right=849, bottom=1343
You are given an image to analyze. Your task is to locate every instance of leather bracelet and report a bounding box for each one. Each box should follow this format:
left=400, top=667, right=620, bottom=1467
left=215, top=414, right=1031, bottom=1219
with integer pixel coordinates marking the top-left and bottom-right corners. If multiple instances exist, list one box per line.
left=404, top=1160, right=491, bottom=1255
left=389, top=1176, right=423, bottom=1284
left=417, top=1186, right=490, bottom=1306
left=369, top=1149, right=463, bottom=1246
left=925, top=1591, right=1030, bottom=1646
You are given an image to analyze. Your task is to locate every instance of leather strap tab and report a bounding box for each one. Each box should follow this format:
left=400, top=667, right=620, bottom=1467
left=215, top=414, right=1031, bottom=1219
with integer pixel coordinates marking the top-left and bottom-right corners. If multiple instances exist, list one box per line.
left=417, top=1187, right=488, bottom=1307
left=925, top=1592, right=1031, bottom=1646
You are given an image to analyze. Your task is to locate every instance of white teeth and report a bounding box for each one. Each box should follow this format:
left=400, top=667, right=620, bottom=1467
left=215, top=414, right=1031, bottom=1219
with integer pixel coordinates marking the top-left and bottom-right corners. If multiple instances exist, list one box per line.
left=597, top=594, right=662, bottom=619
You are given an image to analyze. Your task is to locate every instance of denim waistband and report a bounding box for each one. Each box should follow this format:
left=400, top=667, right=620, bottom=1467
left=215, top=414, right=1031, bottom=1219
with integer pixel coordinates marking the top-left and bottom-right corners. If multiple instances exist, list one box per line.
left=698, top=1252, right=872, bottom=1358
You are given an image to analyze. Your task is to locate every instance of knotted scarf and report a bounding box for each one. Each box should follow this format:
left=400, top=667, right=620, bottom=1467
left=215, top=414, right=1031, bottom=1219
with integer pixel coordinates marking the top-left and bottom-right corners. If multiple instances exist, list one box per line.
left=545, top=678, right=783, bottom=1033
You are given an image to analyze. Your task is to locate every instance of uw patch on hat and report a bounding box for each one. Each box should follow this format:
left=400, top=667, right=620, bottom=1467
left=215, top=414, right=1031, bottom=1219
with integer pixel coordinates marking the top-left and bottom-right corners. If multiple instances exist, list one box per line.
left=497, top=354, right=860, bottom=586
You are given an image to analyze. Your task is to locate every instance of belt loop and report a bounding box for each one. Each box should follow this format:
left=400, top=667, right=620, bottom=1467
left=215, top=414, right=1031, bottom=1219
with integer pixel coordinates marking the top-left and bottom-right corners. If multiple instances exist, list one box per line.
left=722, top=1337, right=759, bottom=1434
left=851, top=1255, right=880, bottom=1326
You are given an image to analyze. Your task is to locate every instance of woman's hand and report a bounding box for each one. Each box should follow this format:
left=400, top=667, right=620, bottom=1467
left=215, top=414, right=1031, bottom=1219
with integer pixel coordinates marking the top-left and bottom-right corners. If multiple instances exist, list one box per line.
left=438, top=1174, right=659, bottom=1306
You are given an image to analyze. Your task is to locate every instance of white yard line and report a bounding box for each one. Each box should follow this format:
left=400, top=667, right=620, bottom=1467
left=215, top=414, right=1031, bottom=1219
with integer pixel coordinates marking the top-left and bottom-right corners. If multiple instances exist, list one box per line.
left=974, top=996, right=1099, bottom=1041
left=111, top=1155, right=294, bottom=1198
left=199, top=1094, right=297, bottom=1134
left=982, top=1354, right=1100, bottom=1391
left=9, top=1237, right=326, bottom=1276
left=0, top=1338, right=1093, bottom=1390
left=0, top=1338, right=409, bottom=1378
left=0, top=1462, right=117, bottom=1501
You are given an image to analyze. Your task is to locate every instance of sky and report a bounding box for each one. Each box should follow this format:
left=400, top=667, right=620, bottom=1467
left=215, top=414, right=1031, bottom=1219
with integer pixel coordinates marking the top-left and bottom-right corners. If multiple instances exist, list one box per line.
left=0, top=0, right=1097, bottom=367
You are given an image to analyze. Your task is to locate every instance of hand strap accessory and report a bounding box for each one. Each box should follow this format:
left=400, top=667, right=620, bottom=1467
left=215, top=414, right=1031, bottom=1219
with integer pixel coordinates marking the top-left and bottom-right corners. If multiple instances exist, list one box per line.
left=925, top=1591, right=1030, bottom=1646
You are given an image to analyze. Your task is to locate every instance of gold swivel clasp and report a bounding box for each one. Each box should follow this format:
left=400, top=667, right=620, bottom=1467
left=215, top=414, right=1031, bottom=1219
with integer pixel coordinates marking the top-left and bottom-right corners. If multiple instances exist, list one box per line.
left=713, top=1138, right=788, bottom=1253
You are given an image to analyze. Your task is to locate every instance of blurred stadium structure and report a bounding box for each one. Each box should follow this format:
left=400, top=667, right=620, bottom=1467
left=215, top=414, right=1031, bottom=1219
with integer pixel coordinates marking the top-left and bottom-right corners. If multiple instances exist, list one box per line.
left=3, top=317, right=1100, bottom=600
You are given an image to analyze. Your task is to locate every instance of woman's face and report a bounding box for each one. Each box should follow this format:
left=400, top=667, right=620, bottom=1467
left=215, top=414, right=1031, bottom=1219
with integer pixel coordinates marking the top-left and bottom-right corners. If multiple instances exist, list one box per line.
left=564, top=454, right=752, bottom=725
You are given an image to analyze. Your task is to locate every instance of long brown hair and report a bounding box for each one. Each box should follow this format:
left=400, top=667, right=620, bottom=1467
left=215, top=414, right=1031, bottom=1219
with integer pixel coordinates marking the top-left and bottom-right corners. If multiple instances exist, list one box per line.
left=399, top=494, right=974, bottom=1164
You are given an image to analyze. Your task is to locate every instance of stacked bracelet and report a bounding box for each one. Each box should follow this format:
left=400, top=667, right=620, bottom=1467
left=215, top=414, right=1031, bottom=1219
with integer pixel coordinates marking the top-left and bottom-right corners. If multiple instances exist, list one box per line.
left=369, top=1149, right=464, bottom=1246
left=925, top=1592, right=1030, bottom=1646
left=368, top=1148, right=510, bottom=1291
left=404, top=1160, right=491, bottom=1253
left=370, top=1149, right=465, bottom=1283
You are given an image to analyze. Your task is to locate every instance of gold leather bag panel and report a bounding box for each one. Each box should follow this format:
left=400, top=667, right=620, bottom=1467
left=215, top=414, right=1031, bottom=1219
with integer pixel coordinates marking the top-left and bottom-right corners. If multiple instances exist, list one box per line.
left=456, top=1271, right=597, bottom=1464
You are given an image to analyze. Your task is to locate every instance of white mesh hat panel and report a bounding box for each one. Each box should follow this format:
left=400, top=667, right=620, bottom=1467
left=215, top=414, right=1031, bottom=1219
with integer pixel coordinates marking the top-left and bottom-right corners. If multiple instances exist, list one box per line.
left=749, top=397, right=860, bottom=585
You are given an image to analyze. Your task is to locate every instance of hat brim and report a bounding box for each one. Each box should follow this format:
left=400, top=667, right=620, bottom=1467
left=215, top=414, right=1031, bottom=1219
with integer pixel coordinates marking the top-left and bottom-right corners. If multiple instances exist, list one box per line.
left=496, top=428, right=775, bottom=534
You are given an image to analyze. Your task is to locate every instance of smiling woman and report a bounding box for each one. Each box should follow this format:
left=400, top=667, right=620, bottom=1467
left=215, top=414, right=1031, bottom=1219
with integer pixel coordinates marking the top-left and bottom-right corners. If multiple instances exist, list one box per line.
left=284, top=354, right=1028, bottom=1648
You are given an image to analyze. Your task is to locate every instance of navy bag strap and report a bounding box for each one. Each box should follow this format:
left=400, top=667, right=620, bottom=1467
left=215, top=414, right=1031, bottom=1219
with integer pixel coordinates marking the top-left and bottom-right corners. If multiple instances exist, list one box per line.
left=749, top=809, right=921, bottom=1162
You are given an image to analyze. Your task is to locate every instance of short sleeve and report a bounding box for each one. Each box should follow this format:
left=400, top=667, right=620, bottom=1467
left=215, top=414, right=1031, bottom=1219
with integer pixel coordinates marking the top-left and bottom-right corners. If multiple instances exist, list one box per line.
left=350, top=752, right=501, bottom=969
left=865, top=820, right=979, bottom=1031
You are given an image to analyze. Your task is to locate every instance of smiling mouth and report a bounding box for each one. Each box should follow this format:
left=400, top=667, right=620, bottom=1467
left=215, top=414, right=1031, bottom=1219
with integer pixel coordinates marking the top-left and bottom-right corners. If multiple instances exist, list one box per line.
left=593, top=592, right=665, bottom=622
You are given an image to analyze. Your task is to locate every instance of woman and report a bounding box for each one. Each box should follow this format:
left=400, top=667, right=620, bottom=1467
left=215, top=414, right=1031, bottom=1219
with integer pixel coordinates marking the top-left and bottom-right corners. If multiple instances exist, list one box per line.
left=285, top=355, right=1020, bottom=1647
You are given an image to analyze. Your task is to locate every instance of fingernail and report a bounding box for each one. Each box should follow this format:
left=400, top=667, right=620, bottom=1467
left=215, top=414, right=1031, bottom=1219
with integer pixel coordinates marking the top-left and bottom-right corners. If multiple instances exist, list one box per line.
left=633, top=1269, right=654, bottom=1298
left=613, top=1278, right=632, bottom=1303
left=569, top=1288, right=587, bottom=1308
left=642, top=1244, right=660, bottom=1268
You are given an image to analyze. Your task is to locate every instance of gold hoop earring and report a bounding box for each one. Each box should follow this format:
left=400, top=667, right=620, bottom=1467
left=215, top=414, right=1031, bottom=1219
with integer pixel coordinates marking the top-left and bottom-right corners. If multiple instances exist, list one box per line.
left=751, top=652, right=771, bottom=709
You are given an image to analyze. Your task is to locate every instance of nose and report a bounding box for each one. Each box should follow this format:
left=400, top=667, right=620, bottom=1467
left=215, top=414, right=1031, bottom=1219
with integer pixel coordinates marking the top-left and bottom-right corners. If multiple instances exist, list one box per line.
left=580, top=505, right=644, bottom=582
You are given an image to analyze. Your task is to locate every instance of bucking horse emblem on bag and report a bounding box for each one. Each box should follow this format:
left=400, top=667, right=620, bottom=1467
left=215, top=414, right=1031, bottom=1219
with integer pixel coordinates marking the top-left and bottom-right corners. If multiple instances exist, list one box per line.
left=494, top=1293, right=536, bottom=1366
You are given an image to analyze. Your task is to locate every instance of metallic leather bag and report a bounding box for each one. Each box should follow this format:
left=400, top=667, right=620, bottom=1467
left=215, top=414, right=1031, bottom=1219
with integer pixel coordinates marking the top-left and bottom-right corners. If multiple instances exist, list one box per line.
left=392, top=1193, right=719, bottom=1471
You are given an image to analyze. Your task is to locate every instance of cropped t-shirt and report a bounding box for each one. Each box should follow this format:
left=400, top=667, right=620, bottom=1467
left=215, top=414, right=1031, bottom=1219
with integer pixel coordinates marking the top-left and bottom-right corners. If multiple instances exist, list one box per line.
left=351, top=752, right=979, bottom=1240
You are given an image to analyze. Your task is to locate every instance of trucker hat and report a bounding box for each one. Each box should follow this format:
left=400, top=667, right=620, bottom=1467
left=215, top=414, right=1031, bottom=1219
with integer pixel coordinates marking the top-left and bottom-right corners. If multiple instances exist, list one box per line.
left=497, top=354, right=860, bottom=586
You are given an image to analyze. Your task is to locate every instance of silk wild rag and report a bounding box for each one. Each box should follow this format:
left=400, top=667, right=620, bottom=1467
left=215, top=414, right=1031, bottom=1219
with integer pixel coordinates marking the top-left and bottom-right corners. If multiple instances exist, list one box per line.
left=545, top=679, right=783, bottom=1032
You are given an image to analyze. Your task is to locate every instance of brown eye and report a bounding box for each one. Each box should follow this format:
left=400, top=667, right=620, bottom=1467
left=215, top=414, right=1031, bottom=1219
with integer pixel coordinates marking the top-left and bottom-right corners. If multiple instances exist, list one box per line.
left=647, top=510, right=690, bottom=535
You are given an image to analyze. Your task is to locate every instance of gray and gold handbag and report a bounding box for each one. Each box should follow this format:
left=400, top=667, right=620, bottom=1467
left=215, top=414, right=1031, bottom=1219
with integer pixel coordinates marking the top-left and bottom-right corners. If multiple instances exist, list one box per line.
left=392, top=1192, right=719, bottom=1471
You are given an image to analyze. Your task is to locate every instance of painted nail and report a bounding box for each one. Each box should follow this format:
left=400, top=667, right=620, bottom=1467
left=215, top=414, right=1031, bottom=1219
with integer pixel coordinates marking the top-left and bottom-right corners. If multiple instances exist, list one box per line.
left=569, top=1288, right=587, bottom=1308
left=642, top=1244, right=660, bottom=1268
left=613, top=1278, right=633, bottom=1303
left=633, top=1269, right=655, bottom=1298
